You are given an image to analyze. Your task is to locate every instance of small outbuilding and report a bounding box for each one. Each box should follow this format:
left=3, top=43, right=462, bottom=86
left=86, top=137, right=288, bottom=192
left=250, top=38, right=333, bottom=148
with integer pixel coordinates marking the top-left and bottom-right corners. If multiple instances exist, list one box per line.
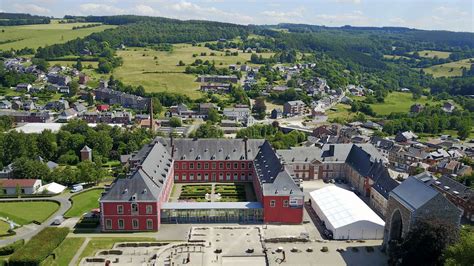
left=309, top=186, right=385, bottom=240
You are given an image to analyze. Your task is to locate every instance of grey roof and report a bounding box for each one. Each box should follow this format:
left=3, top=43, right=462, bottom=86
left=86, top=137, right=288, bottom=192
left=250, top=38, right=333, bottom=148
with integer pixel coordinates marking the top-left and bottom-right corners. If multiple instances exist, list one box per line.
left=101, top=141, right=172, bottom=202
left=161, top=202, right=262, bottom=210
left=435, top=175, right=473, bottom=199
left=370, top=136, right=395, bottom=150
left=157, top=138, right=264, bottom=161
left=81, top=145, right=92, bottom=152
left=46, top=161, right=59, bottom=170
left=390, top=176, right=438, bottom=210
left=277, top=147, right=322, bottom=164
left=370, top=162, right=399, bottom=198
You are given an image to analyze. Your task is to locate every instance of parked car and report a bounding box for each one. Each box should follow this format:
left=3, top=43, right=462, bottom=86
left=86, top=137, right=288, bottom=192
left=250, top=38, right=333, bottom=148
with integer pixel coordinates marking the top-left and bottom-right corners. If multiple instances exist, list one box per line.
left=52, top=216, right=65, bottom=225
left=71, top=184, right=84, bottom=193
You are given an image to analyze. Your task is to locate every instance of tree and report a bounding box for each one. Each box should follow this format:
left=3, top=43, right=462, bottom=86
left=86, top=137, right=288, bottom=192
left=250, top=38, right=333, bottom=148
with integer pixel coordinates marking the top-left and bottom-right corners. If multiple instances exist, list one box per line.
left=12, top=157, right=51, bottom=181
left=445, top=226, right=474, bottom=266
left=31, top=58, right=49, bottom=72
left=169, top=117, right=182, bottom=127
left=151, top=97, right=163, bottom=114
left=75, top=59, right=83, bottom=71
left=77, top=161, right=106, bottom=185
left=68, top=80, right=79, bottom=96
left=178, top=60, right=185, bottom=66
left=207, top=108, right=221, bottom=123
left=390, top=219, right=459, bottom=266
left=190, top=122, right=223, bottom=138
left=253, top=97, right=266, bottom=120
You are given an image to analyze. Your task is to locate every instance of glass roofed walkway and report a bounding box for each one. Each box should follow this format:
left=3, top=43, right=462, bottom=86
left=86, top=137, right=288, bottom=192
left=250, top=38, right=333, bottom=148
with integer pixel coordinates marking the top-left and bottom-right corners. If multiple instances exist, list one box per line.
left=161, top=202, right=263, bottom=223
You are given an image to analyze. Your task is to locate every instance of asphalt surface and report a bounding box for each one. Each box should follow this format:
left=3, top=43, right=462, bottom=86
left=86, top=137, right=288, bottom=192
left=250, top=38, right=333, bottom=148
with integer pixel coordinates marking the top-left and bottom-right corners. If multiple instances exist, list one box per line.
left=0, top=194, right=71, bottom=246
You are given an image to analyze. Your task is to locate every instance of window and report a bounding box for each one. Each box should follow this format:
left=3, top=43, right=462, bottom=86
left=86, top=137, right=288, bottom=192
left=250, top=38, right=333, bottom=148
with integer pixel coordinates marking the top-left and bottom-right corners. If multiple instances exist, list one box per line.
left=204, top=173, right=209, bottom=181
left=182, top=163, right=187, bottom=170
left=105, top=219, right=112, bottom=229
left=117, top=205, right=124, bottom=214
left=283, top=200, right=289, bottom=207
left=212, top=173, right=216, bottom=180
left=131, top=203, right=138, bottom=213
left=197, top=163, right=201, bottom=169
left=296, top=165, right=300, bottom=170
left=189, top=174, right=194, bottom=181
left=204, top=163, right=209, bottom=169
left=132, top=219, right=139, bottom=229
left=197, top=173, right=202, bottom=181
left=146, top=205, right=153, bottom=214
left=241, top=173, right=246, bottom=181
left=233, top=173, right=238, bottom=181
left=226, top=173, right=231, bottom=181
left=219, top=162, right=224, bottom=169
left=270, top=200, right=276, bottom=207
left=182, top=173, right=187, bottom=180
left=146, top=219, right=153, bottom=230
left=174, top=174, right=179, bottom=180
left=189, top=163, right=194, bottom=169
left=219, top=173, right=224, bottom=181
left=248, top=172, right=253, bottom=180
left=226, top=162, right=231, bottom=169
left=233, top=162, right=238, bottom=169
left=175, top=163, right=179, bottom=169
left=241, top=163, right=246, bottom=169
left=296, top=173, right=299, bottom=178
left=118, top=219, right=124, bottom=229
left=212, top=162, right=216, bottom=169
left=248, top=162, right=252, bottom=169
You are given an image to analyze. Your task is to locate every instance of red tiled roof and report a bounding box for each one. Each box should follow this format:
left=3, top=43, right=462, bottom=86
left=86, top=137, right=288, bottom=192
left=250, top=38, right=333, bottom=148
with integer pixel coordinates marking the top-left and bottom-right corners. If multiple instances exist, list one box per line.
left=0, top=179, right=40, bottom=188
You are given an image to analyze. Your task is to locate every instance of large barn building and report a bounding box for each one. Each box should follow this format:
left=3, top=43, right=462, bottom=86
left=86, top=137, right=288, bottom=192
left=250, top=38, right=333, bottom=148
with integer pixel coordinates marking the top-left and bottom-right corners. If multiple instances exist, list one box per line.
left=100, top=137, right=304, bottom=232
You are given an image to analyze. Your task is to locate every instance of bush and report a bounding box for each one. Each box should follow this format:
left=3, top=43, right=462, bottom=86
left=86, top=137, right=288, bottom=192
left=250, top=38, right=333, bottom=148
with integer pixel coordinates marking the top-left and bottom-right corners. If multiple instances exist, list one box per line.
left=352, top=247, right=359, bottom=252
left=0, top=240, right=24, bottom=256
left=8, top=227, right=69, bottom=265
left=321, top=246, right=329, bottom=252
left=366, top=246, right=375, bottom=252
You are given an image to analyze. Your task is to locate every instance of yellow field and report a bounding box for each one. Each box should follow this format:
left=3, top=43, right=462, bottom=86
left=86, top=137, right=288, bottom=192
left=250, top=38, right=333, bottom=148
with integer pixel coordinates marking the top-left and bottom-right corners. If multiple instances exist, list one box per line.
left=114, top=44, right=273, bottom=98
left=0, top=23, right=116, bottom=51
left=423, top=58, right=474, bottom=78
left=415, top=50, right=451, bottom=59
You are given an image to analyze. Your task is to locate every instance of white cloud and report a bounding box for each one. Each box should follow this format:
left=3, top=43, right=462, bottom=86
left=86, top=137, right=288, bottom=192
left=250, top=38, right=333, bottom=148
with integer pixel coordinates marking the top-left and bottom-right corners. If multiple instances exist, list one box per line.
left=79, top=3, right=125, bottom=15
left=13, top=3, right=50, bottom=14
left=133, top=4, right=160, bottom=16
left=334, top=0, right=361, bottom=4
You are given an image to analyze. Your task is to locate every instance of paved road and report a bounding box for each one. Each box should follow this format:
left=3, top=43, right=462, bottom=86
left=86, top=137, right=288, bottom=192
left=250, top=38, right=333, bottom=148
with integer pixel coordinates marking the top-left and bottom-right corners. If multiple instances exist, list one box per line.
left=0, top=195, right=71, bottom=246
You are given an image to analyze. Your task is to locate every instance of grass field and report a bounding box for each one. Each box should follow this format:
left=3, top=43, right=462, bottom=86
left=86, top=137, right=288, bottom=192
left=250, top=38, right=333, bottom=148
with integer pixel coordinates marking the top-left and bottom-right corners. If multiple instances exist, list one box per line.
left=41, top=237, right=85, bottom=266
left=77, top=237, right=157, bottom=263
left=369, top=92, right=431, bottom=115
left=415, top=50, right=451, bottom=59
left=65, top=189, right=103, bottom=217
left=0, top=23, right=115, bottom=51
left=327, top=103, right=358, bottom=121
left=423, top=58, right=474, bottom=78
left=0, top=201, right=59, bottom=225
left=114, top=44, right=273, bottom=99
left=0, top=220, right=10, bottom=235
left=48, top=60, right=99, bottom=68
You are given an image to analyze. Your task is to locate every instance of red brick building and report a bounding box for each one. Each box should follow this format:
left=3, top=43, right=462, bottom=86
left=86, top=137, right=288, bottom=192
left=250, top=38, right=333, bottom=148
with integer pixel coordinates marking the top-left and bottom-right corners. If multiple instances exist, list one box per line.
left=100, top=138, right=304, bottom=232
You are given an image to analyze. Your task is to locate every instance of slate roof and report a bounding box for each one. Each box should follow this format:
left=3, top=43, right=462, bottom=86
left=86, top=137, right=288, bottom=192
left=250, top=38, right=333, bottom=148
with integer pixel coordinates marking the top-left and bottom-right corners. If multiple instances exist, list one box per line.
left=390, top=177, right=438, bottom=210
left=101, top=141, right=172, bottom=202
left=434, top=175, right=473, bottom=200
left=370, top=136, right=395, bottom=150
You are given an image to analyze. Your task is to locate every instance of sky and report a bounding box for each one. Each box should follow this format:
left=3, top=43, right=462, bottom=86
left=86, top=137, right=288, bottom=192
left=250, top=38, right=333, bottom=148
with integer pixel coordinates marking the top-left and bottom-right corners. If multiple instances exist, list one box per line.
left=1, top=0, right=473, bottom=32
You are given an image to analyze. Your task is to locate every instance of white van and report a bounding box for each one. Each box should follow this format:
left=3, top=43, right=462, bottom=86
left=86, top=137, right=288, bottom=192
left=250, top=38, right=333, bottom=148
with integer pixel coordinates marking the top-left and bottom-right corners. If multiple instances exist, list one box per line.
left=71, top=184, right=84, bottom=193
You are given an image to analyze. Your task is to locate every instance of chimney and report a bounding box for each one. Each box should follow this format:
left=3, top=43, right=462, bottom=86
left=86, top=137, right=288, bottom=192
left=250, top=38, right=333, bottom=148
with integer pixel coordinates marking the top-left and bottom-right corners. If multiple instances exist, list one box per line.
left=244, top=137, right=248, bottom=160
left=149, top=98, right=154, bottom=131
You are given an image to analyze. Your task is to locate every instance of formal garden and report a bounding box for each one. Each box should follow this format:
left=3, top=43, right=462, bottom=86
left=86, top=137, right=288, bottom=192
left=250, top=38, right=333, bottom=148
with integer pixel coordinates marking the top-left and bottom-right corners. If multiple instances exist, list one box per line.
left=176, top=183, right=252, bottom=202
left=214, top=184, right=248, bottom=202
left=178, top=185, right=212, bottom=202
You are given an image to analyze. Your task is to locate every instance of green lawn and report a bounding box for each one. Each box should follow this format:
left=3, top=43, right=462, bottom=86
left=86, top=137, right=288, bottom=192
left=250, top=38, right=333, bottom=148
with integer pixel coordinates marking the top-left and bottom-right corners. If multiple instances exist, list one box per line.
left=64, top=189, right=103, bottom=218
left=423, top=58, right=474, bottom=78
left=0, top=220, right=10, bottom=235
left=327, top=103, right=357, bottom=122
left=114, top=44, right=273, bottom=99
left=0, top=23, right=116, bottom=50
left=0, top=201, right=59, bottom=225
left=369, top=92, right=432, bottom=115
left=77, top=237, right=157, bottom=264
left=41, top=237, right=85, bottom=266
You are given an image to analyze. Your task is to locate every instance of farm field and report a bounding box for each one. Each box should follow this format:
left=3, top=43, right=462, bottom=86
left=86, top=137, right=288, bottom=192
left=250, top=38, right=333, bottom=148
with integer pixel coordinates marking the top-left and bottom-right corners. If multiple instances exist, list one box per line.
left=423, top=58, right=473, bottom=78
left=369, top=91, right=431, bottom=115
left=0, top=23, right=116, bottom=51
left=65, top=189, right=103, bottom=217
left=114, top=44, right=273, bottom=99
left=414, top=50, right=451, bottom=59
left=0, top=201, right=59, bottom=225
left=41, top=237, right=85, bottom=266
left=48, top=60, right=99, bottom=68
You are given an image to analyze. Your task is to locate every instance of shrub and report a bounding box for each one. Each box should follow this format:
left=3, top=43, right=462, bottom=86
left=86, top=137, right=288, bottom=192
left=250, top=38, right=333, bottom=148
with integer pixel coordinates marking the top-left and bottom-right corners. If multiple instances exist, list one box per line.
left=366, top=246, right=375, bottom=252
left=0, top=240, right=24, bottom=256
left=8, top=227, right=69, bottom=265
left=352, top=247, right=359, bottom=252
left=321, top=246, right=329, bottom=252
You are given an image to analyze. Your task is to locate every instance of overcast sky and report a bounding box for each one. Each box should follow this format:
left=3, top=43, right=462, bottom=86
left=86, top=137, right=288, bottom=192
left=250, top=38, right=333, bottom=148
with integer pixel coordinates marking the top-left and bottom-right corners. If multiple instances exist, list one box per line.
left=1, top=0, right=473, bottom=32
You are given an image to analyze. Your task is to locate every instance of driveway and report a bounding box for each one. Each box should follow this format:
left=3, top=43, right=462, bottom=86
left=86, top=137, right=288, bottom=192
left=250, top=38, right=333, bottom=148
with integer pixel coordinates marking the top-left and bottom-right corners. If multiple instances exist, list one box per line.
left=0, top=194, right=71, bottom=246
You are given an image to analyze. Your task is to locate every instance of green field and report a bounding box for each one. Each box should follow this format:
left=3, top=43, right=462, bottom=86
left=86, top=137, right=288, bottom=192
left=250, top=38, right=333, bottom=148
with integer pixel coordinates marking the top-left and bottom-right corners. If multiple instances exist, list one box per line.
left=423, top=58, right=474, bottom=78
left=0, top=220, right=10, bottom=235
left=0, top=201, right=59, bottom=225
left=327, top=103, right=358, bottom=121
left=0, top=23, right=116, bottom=51
left=41, top=237, right=85, bottom=266
left=65, top=189, right=103, bottom=217
left=114, top=44, right=273, bottom=99
left=77, top=237, right=157, bottom=263
left=369, top=92, right=431, bottom=115
left=48, top=60, right=99, bottom=68
left=415, top=50, right=451, bottom=59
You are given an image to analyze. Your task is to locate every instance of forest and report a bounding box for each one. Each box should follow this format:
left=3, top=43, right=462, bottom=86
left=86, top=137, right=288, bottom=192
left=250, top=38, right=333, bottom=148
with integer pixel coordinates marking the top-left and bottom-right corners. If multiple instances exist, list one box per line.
left=0, top=12, right=51, bottom=26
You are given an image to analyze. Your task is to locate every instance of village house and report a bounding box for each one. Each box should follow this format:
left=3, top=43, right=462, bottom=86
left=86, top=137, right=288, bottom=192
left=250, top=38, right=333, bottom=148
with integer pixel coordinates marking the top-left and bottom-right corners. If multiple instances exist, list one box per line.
left=16, top=83, right=32, bottom=92
left=442, top=101, right=456, bottom=113
left=44, top=100, right=70, bottom=111
left=0, top=179, right=42, bottom=195
left=79, top=74, right=89, bottom=85
left=223, top=107, right=251, bottom=122
left=199, top=83, right=231, bottom=93
left=58, top=108, right=78, bottom=122
left=283, top=100, right=305, bottom=116
left=270, top=108, right=283, bottom=119
left=94, top=88, right=149, bottom=111
left=410, top=103, right=424, bottom=113
left=47, top=73, right=71, bottom=86
left=0, top=100, right=12, bottom=109
left=198, top=103, right=219, bottom=116
left=395, top=131, right=418, bottom=143
left=197, top=75, right=239, bottom=83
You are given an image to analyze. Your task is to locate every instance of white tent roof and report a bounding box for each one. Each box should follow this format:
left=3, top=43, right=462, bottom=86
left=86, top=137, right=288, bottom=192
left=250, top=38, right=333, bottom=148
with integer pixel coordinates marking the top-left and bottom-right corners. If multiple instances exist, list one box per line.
left=309, top=186, right=384, bottom=229
left=42, top=182, right=66, bottom=194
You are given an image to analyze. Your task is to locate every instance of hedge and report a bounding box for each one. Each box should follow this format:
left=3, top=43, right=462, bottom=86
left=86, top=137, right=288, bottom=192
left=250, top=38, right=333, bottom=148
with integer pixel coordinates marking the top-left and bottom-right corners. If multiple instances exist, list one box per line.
left=8, top=227, right=69, bottom=265
left=0, top=239, right=24, bottom=256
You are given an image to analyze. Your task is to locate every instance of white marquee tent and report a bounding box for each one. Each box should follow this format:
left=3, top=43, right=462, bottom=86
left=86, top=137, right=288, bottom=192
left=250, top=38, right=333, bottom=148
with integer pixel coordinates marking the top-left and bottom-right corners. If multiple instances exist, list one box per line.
left=309, top=186, right=385, bottom=240
left=40, top=182, right=66, bottom=194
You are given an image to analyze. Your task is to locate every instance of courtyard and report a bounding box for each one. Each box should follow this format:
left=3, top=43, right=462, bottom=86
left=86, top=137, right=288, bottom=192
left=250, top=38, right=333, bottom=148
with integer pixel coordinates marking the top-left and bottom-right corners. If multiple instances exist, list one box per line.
left=170, top=183, right=256, bottom=202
